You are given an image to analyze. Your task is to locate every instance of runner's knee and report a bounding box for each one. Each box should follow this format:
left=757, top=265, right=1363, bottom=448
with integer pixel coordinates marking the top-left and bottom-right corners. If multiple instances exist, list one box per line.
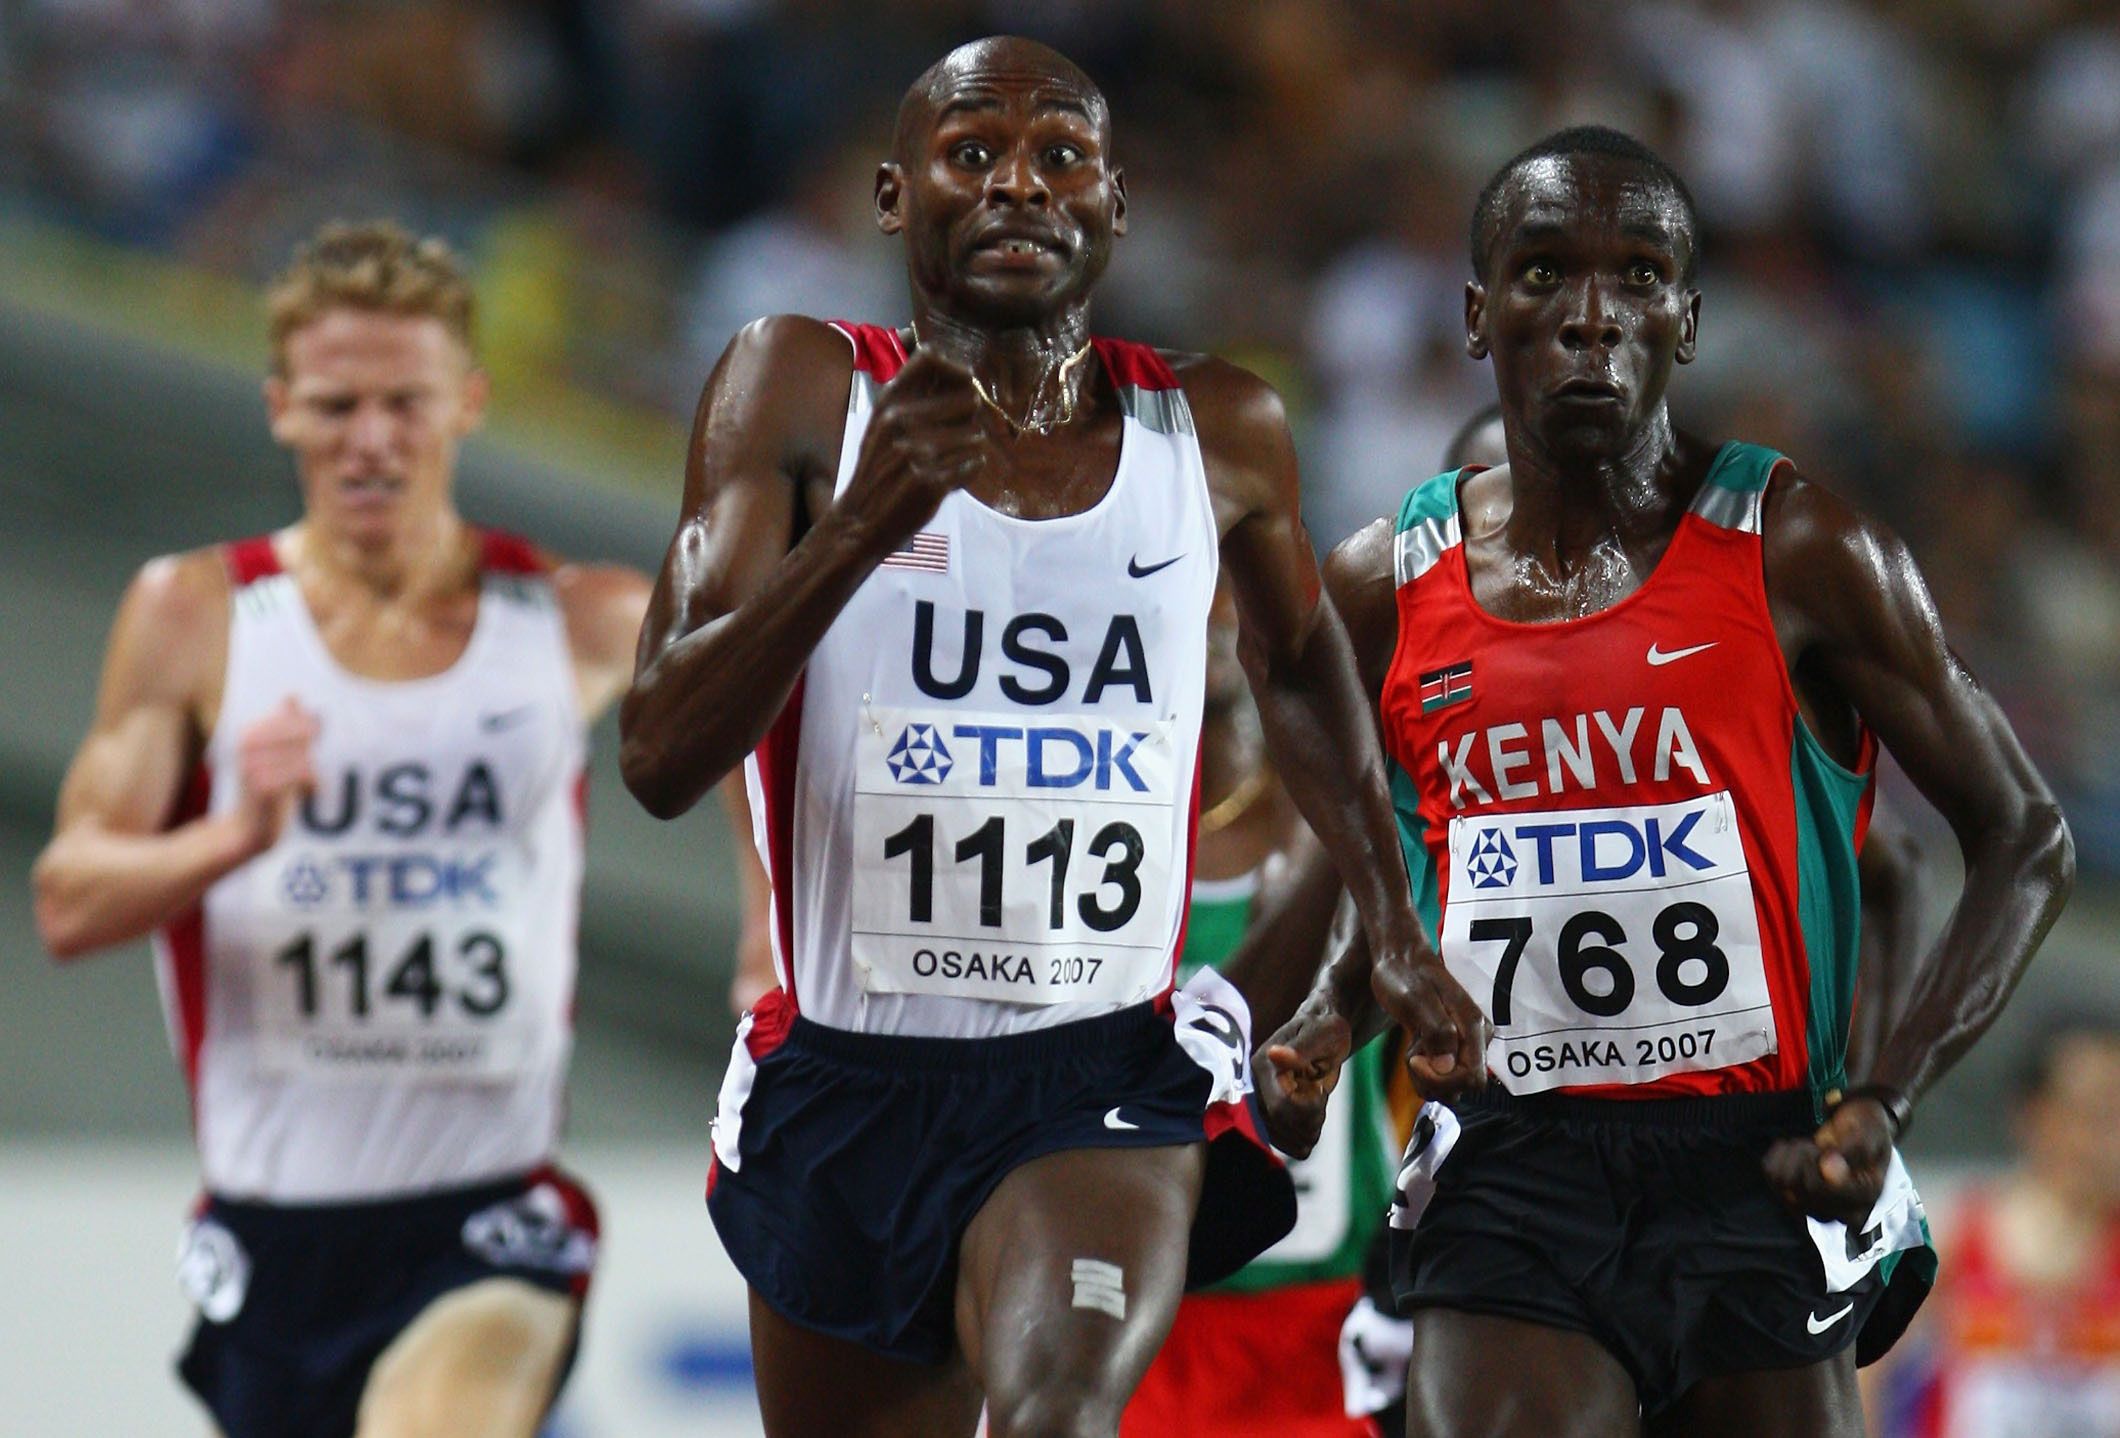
left=984, top=1381, right=1125, bottom=1438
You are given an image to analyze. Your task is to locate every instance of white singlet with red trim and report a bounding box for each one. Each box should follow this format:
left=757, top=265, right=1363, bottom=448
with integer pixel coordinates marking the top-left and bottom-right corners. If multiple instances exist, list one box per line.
left=745, top=322, right=1219, bottom=1039
left=155, top=535, right=586, bottom=1202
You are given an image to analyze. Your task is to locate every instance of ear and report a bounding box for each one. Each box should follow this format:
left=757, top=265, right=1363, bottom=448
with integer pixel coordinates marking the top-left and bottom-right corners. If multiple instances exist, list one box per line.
left=1464, top=280, right=1490, bottom=361
left=457, top=366, right=491, bottom=435
left=263, top=376, right=294, bottom=444
left=1110, top=168, right=1128, bottom=238
left=876, top=162, right=905, bottom=236
left=1674, top=289, right=1701, bottom=366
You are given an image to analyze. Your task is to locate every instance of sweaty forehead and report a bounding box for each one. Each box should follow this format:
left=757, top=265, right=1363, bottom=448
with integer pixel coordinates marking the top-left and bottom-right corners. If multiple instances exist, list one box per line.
left=1502, top=155, right=1686, bottom=248
left=898, top=43, right=1108, bottom=153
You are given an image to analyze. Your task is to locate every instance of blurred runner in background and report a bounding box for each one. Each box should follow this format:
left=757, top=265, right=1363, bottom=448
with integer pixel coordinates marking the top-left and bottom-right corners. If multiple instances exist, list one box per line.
left=33, top=221, right=651, bottom=1438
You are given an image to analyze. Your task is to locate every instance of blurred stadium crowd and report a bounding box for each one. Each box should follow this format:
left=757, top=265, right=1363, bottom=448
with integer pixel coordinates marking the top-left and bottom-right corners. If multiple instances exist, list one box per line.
left=5, top=0, right=2120, bottom=873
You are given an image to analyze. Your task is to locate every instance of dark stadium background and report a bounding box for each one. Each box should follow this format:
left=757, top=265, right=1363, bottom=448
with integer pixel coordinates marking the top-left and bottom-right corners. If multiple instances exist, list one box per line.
left=4, top=2, right=2118, bottom=1431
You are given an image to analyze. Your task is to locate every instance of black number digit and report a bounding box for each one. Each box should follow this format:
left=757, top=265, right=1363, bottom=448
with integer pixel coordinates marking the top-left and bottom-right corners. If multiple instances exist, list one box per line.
left=1076, top=822, right=1144, bottom=933
left=883, top=814, right=936, bottom=924
left=953, top=816, right=1006, bottom=928
left=1471, top=916, right=1533, bottom=1026
left=276, top=934, right=317, bottom=1018
left=458, top=932, right=509, bottom=1017
left=331, top=934, right=370, bottom=1018
left=1653, top=901, right=1729, bottom=1007
left=1557, top=910, right=1633, bottom=1017
left=384, top=934, right=443, bottom=1018
left=1024, top=819, right=1075, bottom=929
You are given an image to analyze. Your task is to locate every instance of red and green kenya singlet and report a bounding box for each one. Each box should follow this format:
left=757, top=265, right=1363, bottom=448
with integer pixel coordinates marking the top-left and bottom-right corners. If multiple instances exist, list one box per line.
left=1379, top=443, right=1875, bottom=1103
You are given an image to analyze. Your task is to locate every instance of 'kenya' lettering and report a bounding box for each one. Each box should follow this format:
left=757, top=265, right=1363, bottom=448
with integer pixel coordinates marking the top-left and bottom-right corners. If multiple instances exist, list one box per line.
left=1437, top=707, right=1707, bottom=809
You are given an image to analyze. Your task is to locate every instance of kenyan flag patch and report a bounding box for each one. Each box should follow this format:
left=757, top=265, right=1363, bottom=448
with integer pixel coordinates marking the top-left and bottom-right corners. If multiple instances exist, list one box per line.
left=1419, top=661, right=1474, bottom=713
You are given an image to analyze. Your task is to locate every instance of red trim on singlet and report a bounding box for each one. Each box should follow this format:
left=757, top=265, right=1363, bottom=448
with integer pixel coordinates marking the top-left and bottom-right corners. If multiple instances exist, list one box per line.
left=1090, top=336, right=1181, bottom=392
left=477, top=529, right=548, bottom=576
left=751, top=678, right=806, bottom=1011
left=1155, top=756, right=1207, bottom=1019
left=1852, top=728, right=1879, bottom=852
left=830, top=321, right=910, bottom=383
left=162, top=764, right=214, bottom=1117
left=223, top=535, right=282, bottom=586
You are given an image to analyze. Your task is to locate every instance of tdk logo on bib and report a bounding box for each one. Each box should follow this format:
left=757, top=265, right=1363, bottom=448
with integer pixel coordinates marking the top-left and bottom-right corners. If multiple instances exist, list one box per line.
left=885, top=719, right=1155, bottom=794
left=887, top=724, right=955, bottom=784
left=1463, top=802, right=1722, bottom=894
left=1467, top=830, right=1518, bottom=889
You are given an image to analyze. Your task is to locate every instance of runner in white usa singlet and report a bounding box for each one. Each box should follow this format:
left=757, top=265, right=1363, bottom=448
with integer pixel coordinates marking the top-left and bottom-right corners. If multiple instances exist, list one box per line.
left=624, top=38, right=1481, bottom=1438
left=184, top=532, right=585, bottom=1200
left=34, top=221, right=651, bottom=1438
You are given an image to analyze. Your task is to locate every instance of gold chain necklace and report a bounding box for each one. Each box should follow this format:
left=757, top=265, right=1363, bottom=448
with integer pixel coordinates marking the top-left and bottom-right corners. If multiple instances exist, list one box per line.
left=1197, top=764, right=1274, bottom=836
left=912, top=325, right=1094, bottom=438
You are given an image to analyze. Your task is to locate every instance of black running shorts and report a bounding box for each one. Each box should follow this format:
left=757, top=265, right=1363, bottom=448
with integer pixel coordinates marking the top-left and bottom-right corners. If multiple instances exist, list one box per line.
left=1389, top=1088, right=1933, bottom=1416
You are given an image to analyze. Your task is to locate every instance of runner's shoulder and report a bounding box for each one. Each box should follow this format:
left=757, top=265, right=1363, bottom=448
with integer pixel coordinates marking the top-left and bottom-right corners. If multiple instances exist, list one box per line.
left=1160, top=350, right=1289, bottom=444
left=122, top=544, right=235, bottom=645
left=1757, top=462, right=1912, bottom=627
left=720, top=314, right=860, bottom=392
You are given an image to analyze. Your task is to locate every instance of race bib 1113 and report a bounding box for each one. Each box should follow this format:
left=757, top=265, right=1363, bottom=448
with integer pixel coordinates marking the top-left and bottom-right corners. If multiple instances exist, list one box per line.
left=1440, top=791, right=1777, bottom=1093
left=851, top=707, right=1181, bottom=1005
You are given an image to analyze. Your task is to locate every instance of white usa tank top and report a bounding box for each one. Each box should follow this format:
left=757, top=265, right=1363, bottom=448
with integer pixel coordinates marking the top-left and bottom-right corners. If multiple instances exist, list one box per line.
left=155, top=532, right=586, bottom=1202
left=744, top=323, right=1220, bottom=1039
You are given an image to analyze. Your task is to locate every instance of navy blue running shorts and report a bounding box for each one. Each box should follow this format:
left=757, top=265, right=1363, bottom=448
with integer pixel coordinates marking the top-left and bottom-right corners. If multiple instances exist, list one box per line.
left=1388, top=1088, right=1936, bottom=1417
left=708, top=981, right=1297, bottom=1363
left=175, top=1165, right=598, bottom=1438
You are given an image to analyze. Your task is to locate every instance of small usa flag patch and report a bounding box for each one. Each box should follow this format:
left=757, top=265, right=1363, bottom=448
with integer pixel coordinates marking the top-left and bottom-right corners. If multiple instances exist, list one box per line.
left=1419, top=661, right=1473, bottom=712
left=881, top=532, right=949, bottom=573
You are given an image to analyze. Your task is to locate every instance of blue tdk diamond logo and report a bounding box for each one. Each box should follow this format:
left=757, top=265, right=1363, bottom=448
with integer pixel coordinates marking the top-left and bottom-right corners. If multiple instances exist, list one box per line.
left=1467, top=829, right=1518, bottom=889
left=282, top=856, right=329, bottom=906
left=886, top=724, right=954, bottom=784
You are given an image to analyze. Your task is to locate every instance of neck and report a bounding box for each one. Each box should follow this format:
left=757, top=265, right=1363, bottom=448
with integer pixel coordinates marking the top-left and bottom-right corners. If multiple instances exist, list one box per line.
left=293, top=506, right=467, bottom=599
left=1503, top=406, right=1686, bottom=559
left=910, top=301, right=1095, bottom=425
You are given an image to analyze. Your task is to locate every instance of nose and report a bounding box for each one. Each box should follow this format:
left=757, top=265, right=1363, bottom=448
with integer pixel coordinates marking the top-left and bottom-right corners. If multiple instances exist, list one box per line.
left=1558, top=276, right=1622, bottom=351
left=985, top=143, right=1050, bottom=209
left=346, top=400, right=397, bottom=457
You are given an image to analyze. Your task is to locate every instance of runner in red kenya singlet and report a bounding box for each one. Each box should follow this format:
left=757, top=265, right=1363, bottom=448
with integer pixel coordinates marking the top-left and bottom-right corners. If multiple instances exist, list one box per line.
left=1256, top=126, right=2074, bottom=1438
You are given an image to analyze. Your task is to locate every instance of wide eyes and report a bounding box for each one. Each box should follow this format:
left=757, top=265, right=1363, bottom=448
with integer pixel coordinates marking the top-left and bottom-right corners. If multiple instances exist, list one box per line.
left=1524, top=261, right=1559, bottom=286
left=1625, top=261, right=1662, bottom=287
left=947, top=139, right=1089, bottom=172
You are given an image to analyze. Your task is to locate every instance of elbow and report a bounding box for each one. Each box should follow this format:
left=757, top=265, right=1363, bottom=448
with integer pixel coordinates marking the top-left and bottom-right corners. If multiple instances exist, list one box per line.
left=2038, top=802, right=2077, bottom=908
left=31, top=861, right=94, bottom=962
left=619, top=736, right=687, bottom=821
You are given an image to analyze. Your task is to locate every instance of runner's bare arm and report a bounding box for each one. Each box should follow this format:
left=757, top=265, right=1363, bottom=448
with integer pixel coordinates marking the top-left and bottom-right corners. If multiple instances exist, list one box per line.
left=554, top=562, right=654, bottom=722
left=1218, top=824, right=1340, bottom=1042
left=620, top=316, right=998, bottom=819
left=1763, top=475, right=2073, bottom=1219
left=32, top=553, right=294, bottom=957
left=1179, top=357, right=1484, bottom=1097
left=1846, top=805, right=1926, bottom=1080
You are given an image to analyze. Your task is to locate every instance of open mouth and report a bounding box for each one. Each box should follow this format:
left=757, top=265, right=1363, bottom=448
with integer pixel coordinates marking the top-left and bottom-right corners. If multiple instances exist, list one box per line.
left=970, top=230, right=1066, bottom=265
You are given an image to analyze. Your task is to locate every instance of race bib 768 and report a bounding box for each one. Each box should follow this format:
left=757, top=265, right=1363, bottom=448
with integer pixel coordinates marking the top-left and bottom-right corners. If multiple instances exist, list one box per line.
left=1439, top=791, right=1777, bottom=1092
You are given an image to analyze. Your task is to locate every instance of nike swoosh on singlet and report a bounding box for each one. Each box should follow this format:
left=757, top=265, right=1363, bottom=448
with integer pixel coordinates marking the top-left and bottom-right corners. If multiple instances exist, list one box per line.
left=1805, top=1302, right=1855, bottom=1334
left=1127, top=554, right=1183, bottom=578
left=1646, top=641, right=1718, bottom=666
left=1103, top=1107, right=1141, bottom=1131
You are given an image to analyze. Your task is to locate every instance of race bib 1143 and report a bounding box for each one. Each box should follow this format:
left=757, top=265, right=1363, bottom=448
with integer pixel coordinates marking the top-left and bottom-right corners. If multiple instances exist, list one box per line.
left=1440, top=791, right=1777, bottom=1093
left=851, top=706, right=1180, bottom=1005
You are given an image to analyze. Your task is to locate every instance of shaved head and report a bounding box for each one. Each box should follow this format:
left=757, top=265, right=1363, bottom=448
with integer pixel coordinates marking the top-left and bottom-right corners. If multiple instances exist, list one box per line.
left=894, top=36, right=1110, bottom=163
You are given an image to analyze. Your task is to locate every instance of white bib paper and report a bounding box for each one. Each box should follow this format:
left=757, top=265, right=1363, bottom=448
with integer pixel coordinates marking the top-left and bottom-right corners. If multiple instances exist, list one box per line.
left=250, top=848, right=537, bottom=1081
left=1440, top=791, right=1777, bottom=1093
left=851, top=707, right=1180, bottom=1005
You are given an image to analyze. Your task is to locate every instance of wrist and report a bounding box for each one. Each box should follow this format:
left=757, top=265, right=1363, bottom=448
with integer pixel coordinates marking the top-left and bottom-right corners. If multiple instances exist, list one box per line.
left=1835, top=1083, right=1913, bottom=1142
left=201, top=808, right=273, bottom=870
